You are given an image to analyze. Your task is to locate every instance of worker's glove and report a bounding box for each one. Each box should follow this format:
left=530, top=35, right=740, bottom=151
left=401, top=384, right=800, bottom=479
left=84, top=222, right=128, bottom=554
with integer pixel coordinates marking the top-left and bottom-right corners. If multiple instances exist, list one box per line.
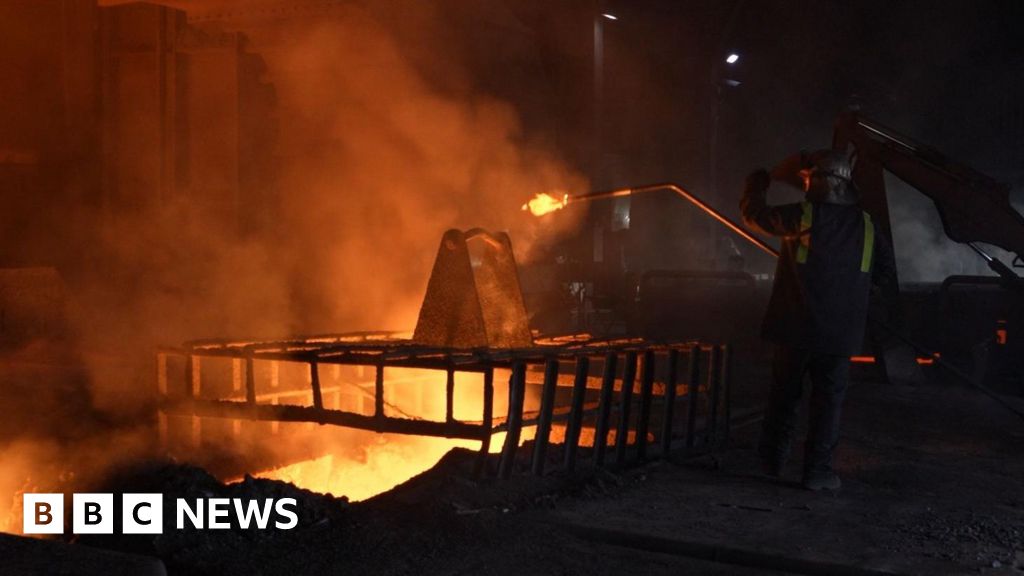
left=745, top=169, right=771, bottom=193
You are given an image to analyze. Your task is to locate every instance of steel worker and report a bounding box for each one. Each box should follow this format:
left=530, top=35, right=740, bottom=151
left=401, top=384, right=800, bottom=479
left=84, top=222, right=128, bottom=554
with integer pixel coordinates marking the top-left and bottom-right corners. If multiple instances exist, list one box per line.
left=740, top=149, right=896, bottom=491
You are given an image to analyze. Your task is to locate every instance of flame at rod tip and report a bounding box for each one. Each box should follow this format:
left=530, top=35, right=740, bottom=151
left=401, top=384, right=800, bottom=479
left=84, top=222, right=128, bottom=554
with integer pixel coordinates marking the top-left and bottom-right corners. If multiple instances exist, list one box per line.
left=522, top=192, right=569, bottom=216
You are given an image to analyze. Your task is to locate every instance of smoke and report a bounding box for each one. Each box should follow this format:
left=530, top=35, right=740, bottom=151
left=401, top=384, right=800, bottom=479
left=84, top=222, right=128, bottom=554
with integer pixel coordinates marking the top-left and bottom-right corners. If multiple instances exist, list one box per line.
left=1, top=0, right=589, bottom=522
left=257, top=5, right=586, bottom=333
left=886, top=174, right=1020, bottom=283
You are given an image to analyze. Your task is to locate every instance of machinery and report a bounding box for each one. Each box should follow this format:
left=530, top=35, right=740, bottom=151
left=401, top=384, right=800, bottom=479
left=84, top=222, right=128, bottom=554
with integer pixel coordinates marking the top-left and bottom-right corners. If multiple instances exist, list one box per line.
left=522, top=109, right=1024, bottom=397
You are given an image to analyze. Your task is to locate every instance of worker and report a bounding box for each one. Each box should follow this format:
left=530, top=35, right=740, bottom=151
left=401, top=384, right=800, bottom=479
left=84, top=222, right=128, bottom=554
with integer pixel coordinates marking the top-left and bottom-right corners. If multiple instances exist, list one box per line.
left=740, top=149, right=896, bottom=491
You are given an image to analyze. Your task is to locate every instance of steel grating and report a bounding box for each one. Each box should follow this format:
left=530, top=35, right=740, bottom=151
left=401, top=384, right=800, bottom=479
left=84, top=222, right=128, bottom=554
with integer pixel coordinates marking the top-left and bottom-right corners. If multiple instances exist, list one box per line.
left=158, top=331, right=731, bottom=477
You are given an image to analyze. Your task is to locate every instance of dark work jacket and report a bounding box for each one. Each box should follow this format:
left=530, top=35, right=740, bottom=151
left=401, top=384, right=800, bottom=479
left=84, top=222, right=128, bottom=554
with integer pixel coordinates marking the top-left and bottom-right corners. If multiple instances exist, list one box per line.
left=741, top=182, right=895, bottom=356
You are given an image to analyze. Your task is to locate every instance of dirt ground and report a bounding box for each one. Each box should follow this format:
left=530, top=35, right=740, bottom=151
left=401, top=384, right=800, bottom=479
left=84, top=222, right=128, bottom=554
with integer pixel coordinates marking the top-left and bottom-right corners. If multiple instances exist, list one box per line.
left=6, top=368, right=1024, bottom=576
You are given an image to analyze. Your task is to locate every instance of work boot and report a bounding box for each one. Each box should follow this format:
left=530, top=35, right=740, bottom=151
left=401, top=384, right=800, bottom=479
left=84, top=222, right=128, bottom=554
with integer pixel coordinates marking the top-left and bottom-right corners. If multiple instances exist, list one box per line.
left=802, top=470, right=841, bottom=491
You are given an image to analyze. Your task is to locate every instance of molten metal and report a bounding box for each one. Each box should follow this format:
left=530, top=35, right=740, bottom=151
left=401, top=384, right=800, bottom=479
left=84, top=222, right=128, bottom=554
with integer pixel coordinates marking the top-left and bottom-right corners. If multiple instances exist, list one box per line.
left=522, top=192, right=569, bottom=216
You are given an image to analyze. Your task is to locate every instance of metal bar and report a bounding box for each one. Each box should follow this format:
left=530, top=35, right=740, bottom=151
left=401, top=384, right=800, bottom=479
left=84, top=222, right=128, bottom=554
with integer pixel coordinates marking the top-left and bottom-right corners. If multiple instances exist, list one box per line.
left=615, top=351, right=639, bottom=465
left=374, top=363, right=384, bottom=420
left=531, top=358, right=561, bottom=476
left=564, top=355, right=590, bottom=472
left=593, top=353, right=617, bottom=467
left=685, top=347, right=701, bottom=449
left=162, top=398, right=484, bottom=440
left=567, top=183, right=778, bottom=258
left=499, top=361, right=527, bottom=479
left=636, top=350, right=656, bottom=461
left=707, top=345, right=723, bottom=447
left=245, top=354, right=256, bottom=405
left=446, top=365, right=455, bottom=423
left=475, top=367, right=495, bottom=477
left=310, top=361, right=324, bottom=410
left=660, top=348, right=680, bottom=461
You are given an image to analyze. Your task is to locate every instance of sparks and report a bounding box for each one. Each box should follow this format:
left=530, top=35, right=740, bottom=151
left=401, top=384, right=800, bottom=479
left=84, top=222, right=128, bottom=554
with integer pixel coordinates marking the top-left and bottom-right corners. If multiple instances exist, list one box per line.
left=522, top=192, right=569, bottom=216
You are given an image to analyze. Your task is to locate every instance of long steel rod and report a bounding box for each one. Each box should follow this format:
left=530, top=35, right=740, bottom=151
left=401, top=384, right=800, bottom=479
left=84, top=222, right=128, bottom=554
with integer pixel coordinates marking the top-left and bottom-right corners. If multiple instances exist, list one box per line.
left=566, top=183, right=778, bottom=258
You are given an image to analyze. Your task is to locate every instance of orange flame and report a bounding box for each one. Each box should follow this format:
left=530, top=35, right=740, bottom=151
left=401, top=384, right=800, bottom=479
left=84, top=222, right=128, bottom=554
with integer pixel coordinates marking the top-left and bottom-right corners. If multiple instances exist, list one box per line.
left=522, top=192, right=569, bottom=216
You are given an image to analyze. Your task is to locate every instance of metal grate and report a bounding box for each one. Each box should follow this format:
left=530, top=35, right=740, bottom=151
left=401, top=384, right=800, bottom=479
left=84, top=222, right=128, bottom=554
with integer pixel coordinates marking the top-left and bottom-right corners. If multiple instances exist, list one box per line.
left=158, top=332, right=731, bottom=477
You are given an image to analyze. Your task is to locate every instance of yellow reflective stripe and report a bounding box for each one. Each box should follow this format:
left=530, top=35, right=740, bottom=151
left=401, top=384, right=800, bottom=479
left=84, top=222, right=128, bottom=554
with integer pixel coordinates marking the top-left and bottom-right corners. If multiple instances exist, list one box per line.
left=861, top=212, right=874, bottom=273
left=796, top=201, right=812, bottom=263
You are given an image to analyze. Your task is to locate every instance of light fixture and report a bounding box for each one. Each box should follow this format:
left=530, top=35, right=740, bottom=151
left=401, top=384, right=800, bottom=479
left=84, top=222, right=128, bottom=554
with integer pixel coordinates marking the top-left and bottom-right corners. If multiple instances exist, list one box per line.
left=602, top=13, right=618, bottom=20
left=725, top=53, right=740, bottom=64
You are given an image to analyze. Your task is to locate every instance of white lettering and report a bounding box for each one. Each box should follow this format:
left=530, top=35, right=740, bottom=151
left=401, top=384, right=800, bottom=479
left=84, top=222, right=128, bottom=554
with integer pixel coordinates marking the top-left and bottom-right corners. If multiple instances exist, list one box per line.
left=233, top=499, right=273, bottom=529
left=176, top=499, right=203, bottom=529
left=208, top=498, right=231, bottom=529
left=274, top=498, right=298, bottom=529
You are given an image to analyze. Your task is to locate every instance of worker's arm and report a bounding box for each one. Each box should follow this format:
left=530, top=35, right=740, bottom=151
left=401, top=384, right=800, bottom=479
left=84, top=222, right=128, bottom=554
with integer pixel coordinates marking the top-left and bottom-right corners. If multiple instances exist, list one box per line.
left=740, top=169, right=803, bottom=237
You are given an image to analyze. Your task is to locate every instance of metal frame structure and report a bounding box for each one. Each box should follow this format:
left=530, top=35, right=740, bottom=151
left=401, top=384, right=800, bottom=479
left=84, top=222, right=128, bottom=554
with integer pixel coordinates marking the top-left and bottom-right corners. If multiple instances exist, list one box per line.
left=157, top=332, right=731, bottom=477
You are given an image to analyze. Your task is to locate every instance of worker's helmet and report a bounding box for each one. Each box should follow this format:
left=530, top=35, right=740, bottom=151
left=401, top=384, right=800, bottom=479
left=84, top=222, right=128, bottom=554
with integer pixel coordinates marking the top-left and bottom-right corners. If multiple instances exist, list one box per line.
left=801, top=149, right=859, bottom=205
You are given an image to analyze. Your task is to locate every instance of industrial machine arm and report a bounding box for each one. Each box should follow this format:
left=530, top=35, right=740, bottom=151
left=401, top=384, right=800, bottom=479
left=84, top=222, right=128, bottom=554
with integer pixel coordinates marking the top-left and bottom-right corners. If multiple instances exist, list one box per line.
left=833, top=110, right=1024, bottom=285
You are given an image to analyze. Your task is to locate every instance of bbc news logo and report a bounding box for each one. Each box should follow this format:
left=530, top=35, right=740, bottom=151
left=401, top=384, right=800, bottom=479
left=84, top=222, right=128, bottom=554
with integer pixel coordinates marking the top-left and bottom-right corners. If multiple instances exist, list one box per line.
left=23, top=493, right=299, bottom=534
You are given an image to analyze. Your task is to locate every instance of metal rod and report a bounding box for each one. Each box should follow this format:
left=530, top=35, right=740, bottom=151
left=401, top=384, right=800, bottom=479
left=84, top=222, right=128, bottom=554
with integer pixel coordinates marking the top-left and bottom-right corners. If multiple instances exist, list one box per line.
left=245, top=354, right=256, bottom=405
left=564, top=355, right=591, bottom=472
left=499, top=361, right=527, bottom=479
left=636, top=350, right=656, bottom=460
left=374, top=363, right=384, bottom=420
left=309, top=361, right=323, bottom=410
left=475, top=367, right=495, bottom=477
left=567, top=183, right=779, bottom=258
left=594, top=353, right=618, bottom=466
left=615, top=351, right=639, bottom=465
left=660, top=348, right=680, bottom=461
left=162, top=398, right=484, bottom=440
left=446, top=366, right=455, bottom=423
left=532, top=358, right=561, bottom=476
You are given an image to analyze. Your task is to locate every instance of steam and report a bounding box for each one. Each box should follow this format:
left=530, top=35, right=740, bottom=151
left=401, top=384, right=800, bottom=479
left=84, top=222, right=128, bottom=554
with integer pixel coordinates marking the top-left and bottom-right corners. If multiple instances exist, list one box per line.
left=886, top=174, right=1021, bottom=283
left=261, top=7, right=586, bottom=332
left=2, top=0, right=587, bottom=523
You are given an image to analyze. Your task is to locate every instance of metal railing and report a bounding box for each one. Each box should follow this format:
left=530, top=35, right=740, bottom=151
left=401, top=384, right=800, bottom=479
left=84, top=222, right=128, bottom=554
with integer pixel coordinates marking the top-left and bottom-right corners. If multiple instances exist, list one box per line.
left=157, top=332, right=731, bottom=478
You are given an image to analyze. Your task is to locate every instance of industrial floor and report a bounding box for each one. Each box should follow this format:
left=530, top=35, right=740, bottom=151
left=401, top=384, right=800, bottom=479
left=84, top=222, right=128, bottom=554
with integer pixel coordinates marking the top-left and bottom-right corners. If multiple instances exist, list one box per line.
left=5, top=370, right=1024, bottom=576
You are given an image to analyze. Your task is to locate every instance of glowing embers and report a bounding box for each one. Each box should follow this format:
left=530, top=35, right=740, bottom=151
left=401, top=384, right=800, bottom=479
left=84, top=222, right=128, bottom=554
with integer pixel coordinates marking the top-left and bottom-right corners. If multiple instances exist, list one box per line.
left=521, top=192, right=568, bottom=216
left=849, top=354, right=940, bottom=366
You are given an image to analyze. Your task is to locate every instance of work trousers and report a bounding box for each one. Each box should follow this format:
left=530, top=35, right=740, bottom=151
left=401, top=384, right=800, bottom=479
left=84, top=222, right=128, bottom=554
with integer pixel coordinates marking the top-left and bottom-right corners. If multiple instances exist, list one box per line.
left=758, top=345, right=851, bottom=475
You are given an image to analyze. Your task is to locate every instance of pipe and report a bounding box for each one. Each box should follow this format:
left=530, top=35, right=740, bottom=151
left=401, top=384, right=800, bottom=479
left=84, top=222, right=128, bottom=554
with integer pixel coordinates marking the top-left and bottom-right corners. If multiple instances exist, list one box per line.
left=567, top=183, right=779, bottom=258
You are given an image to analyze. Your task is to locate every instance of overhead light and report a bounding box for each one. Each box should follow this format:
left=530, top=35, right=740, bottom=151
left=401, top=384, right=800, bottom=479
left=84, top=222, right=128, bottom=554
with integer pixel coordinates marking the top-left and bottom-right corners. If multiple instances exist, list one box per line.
left=602, top=13, right=618, bottom=20
left=725, top=53, right=740, bottom=64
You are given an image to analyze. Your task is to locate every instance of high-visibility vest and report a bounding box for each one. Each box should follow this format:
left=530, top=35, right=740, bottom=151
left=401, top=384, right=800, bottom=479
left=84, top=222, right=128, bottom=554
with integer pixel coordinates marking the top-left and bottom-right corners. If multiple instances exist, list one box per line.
left=795, top=201, right=874, bottom=273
